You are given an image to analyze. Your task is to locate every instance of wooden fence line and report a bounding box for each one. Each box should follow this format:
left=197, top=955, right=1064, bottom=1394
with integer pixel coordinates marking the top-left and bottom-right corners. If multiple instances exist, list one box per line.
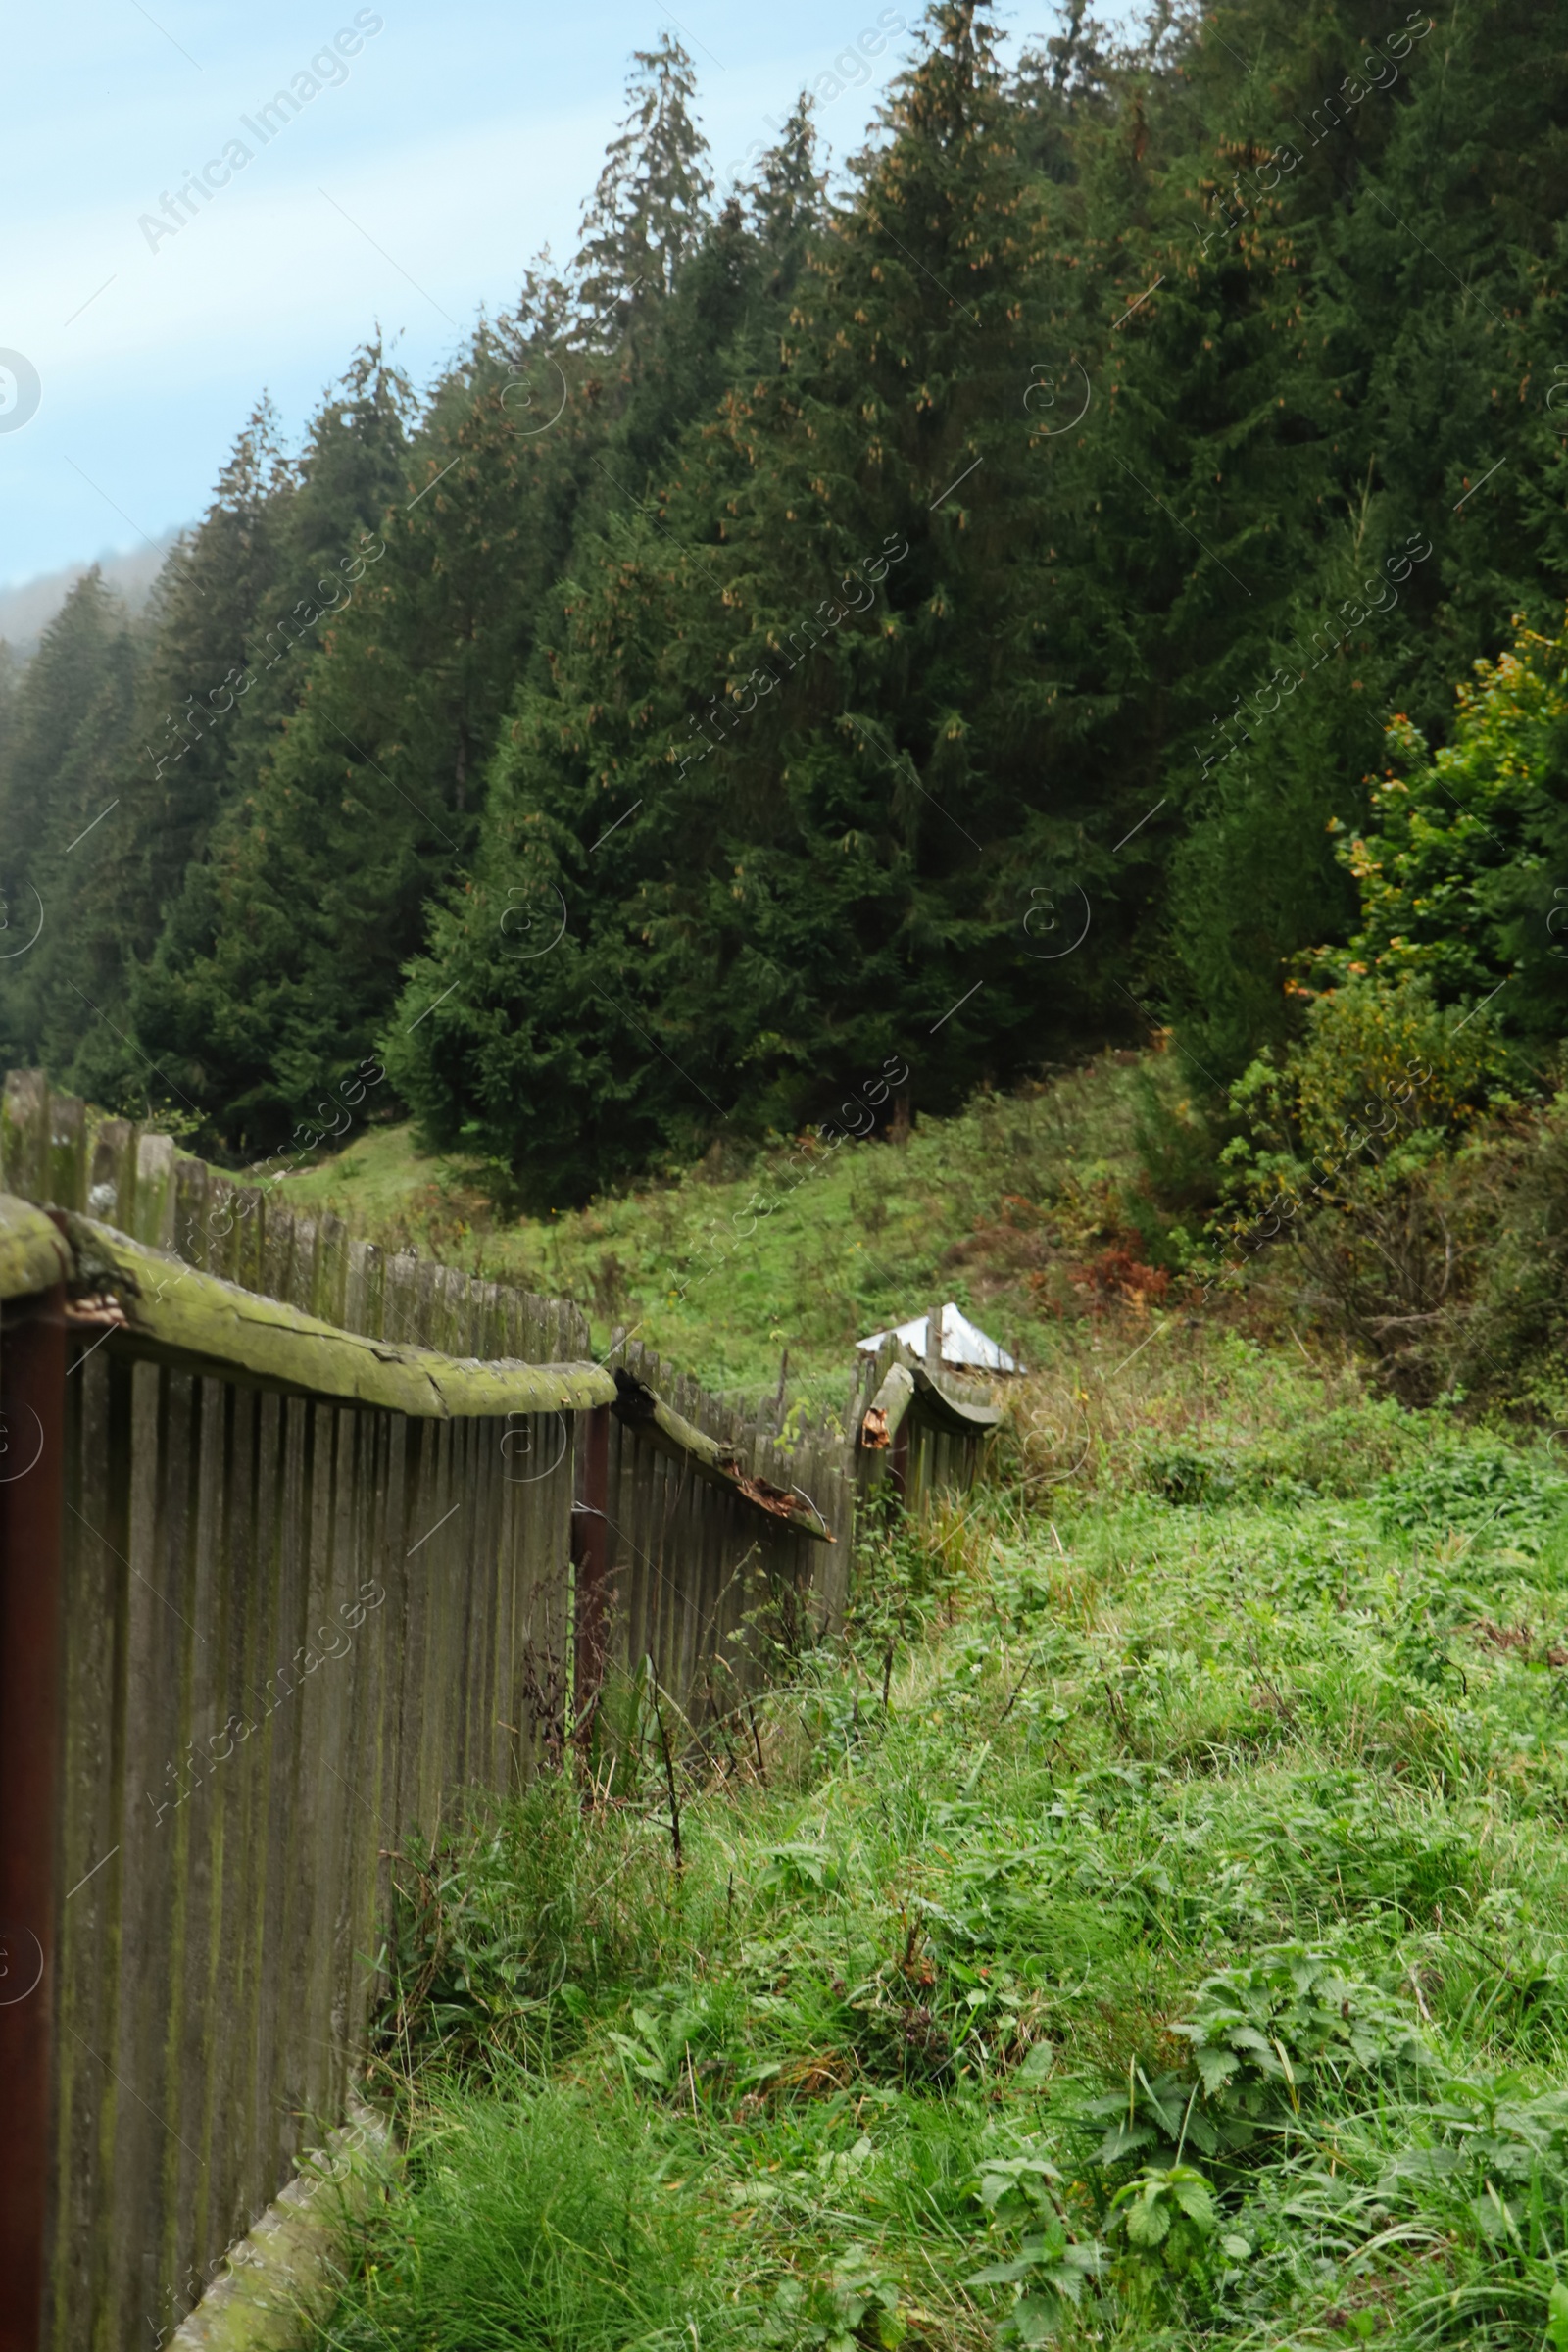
left=0, top=1072, right=999, bottom=2352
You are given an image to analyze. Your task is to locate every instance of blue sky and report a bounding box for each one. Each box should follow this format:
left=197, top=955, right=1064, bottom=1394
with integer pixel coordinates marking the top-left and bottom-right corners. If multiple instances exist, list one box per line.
left=0, top=0, right=1082, bottom=591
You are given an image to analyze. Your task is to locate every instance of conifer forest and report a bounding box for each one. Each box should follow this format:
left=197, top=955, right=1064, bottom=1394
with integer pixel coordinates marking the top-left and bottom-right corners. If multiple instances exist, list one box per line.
left=8, top=0, right=1565, bottom=1200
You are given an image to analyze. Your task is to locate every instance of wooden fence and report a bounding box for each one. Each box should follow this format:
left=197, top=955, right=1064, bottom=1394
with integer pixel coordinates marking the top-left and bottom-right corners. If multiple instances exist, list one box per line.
left=0, top=1073, right=998, bottom=2352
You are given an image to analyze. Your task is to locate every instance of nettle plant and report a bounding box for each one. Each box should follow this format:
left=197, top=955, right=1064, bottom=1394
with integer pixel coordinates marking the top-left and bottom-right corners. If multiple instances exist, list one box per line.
left=1374, top=1442, right=1568, bottom=1550
left=766, top=2247, right=906, bottom=2352
left=966, top=2154, right=1104, bottom=2346
left=965, top=2151, right=1236, bottom=2337
left=970, top=1951, right=1430, bottom=2337
left=1086, top=1945, right=1430, bottom=2174
left=1104, top=2160, right=1226, bottom=2278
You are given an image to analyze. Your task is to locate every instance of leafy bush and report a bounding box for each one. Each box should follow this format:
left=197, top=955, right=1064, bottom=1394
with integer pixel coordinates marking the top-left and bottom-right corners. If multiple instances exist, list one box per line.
left=1171, top=1947, right=1428, bottom=2108
left=1083, top=1947, right=1428, bottom=2173
left=1141, top=1445, right=1242, bottom=1507
left=1225, top=975, right=1515, bottom=1191
left=1310, top=611, right=1568, bottom=1047
left=1140, top=1397, right=1425, bottom=1508
left=1373, top=1442, right=1568, bottom=1547
left=1213, top=976, right=1518, bottom=1399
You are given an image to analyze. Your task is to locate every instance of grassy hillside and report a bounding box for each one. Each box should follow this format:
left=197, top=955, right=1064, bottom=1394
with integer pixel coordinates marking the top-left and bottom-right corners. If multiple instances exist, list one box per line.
left=280, top=1051, right=1212, bottom=1407
left=305, top=1344, right=1568, bottom=2352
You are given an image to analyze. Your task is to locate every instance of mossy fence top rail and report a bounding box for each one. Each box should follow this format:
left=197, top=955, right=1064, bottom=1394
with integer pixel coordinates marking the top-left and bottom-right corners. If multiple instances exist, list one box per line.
left=0, top=1067, right=994, bottom=1532
left=0, top=1067, right=595, bottom=1366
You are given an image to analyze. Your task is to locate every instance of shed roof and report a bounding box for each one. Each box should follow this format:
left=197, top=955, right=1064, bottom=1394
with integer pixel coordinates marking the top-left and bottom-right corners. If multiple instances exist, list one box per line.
left=856, top=1300, right=1022, bottom=1374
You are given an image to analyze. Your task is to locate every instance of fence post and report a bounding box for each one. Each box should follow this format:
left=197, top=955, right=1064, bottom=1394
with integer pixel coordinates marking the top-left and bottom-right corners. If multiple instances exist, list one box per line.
left=0, top=1280, right=67, bottom=2352
left=891, top=1404, right=911, bottom=1507
left=571, top=1404, right=612, bottom=1751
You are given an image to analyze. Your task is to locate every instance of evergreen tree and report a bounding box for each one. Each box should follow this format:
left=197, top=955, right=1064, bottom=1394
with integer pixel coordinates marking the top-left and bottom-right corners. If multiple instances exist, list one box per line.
left=0, top=571, right=139, bottom=1075
left=117, top=402, right=295, bottom=939
left=129, top=291, right=606, bottom=1150
left=745, top=97, right=829, bottom=302
left=7, top=0, right=1563, bottom=1200
left=572, top=34, right=714, bottom=340
left=127, top=65, right=743, bottom=1156
left=1161, top=0, right=1568, bottom=1066
left=1011, top=1, right=1123, bottom=183
left=387, top=0, right=1130, bottom=1200
left=0, top=642, right=21, bottom=800
left=1302, top=607, right=1568, bottom=1050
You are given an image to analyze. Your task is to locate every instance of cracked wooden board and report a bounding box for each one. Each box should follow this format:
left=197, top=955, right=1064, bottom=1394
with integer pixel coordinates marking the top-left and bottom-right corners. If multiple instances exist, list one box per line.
left=859, top=1353, right=1001, bottom=1448
left=612, top=1366, right=835, bottom=1541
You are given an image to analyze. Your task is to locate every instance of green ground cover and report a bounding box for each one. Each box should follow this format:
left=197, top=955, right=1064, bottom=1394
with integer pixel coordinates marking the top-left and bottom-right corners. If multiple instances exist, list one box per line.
left=307, top=1336, right=1568, bottom=2352
left=276, top=1051, right=1205, bottom=1408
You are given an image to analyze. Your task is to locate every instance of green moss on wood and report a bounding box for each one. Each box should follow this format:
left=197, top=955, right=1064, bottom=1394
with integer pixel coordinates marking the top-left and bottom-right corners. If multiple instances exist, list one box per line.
left=59, top=1212, right=616, bottom=1418
left=0, top=1194, right=72, bottom=1298
left=909, top=1363, right=1002, bottom=1435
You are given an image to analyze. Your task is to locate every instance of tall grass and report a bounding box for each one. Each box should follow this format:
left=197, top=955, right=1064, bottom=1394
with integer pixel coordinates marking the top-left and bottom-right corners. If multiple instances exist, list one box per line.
left=308, top=1380, right=1568, bottom=2351
left=314, top=2087, right=751, bottom=2351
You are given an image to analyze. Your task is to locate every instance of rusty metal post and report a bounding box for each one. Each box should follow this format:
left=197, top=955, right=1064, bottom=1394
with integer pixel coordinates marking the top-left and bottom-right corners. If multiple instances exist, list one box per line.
left=0, top=1284, right=67, bottom=2352
left=570, top=1403, right=611, bottom=1753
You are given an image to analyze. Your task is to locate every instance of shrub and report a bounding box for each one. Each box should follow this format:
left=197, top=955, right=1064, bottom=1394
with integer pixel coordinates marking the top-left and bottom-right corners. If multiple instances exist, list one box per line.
left=1308, top=609, right=1568, bottom=1049
left=1215, top=976, right=1519, bottom=1399
left=1374, top=1441, right=1568, bottom=1548
left=1082, top=1946, right=1429, bottom=2171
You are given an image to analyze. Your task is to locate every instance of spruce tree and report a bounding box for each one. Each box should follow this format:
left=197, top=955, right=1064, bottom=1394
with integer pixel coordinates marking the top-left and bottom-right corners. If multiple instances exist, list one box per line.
left=8, top=0, right=1560, bottom=1188
left=0, top=571, right=139, bottom=1077
left=386, top=1, right=1130, bottom=1200
left=1160, top=0, right=1568, bottom=1067
left=130, top=263, right=642, bottom=1148
left=115, top=402, right=295, bottom=943
left=572, top=34, right=713, bottom=339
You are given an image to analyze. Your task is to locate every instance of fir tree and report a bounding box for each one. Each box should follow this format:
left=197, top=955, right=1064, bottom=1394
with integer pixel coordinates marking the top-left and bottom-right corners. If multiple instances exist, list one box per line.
left=386, top=0, right=1125, bottom=1199
left=745, top=98, right=829, bottom=302
left=8, top=0, right=1565, bottom=1193
left=129, top=301, right=607, bottom=1149
left=117, top=401, right=295, bottom=939
left=572, top=34, right=713, bottom=341
left=0, top=571, right=139, bottom=1077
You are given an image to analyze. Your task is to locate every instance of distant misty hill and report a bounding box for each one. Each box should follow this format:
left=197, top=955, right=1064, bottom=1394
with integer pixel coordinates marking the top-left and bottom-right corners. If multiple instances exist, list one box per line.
left=0, top=532, right=187, bottom=657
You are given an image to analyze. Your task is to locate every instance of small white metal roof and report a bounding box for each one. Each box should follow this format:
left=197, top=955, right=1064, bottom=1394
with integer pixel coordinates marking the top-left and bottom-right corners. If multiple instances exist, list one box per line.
left=857, top=1300, right=1023, bottom=1374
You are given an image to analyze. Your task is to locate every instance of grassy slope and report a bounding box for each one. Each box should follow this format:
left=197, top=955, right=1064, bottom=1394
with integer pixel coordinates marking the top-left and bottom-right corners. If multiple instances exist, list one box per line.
left=307, top=1337, right=1568, bottom=2352
left=279, top=1052, right=1206, bottom=1409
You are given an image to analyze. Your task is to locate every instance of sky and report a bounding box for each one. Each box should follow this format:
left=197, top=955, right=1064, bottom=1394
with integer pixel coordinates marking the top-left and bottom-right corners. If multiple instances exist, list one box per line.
left=0, top=0, right=1082, bottom=594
